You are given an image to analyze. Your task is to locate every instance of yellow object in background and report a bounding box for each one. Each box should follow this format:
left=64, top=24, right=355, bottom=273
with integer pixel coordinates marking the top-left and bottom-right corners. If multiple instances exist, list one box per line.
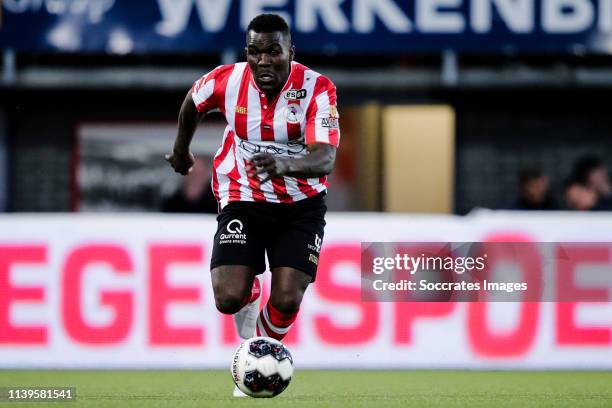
left=383, top=105, right=455, bottom=213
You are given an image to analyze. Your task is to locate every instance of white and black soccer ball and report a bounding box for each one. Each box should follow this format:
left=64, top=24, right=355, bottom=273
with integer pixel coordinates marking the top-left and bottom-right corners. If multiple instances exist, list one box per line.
left=231, top=336, right=293, bottom=398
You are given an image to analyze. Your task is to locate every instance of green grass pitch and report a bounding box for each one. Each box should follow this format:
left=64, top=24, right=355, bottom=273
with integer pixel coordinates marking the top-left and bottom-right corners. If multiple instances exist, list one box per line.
left=1, top=370, right=611, bottom=407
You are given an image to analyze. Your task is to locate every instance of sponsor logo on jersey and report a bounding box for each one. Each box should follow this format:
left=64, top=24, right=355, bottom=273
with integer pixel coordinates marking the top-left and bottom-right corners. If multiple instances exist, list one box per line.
left=235, top=106, right=248, bottom=115
left=285, top=105, right=304, bottom=124
left=284, top=89, right=307, bottom=100
left=321, top=117, right=339, bottom=129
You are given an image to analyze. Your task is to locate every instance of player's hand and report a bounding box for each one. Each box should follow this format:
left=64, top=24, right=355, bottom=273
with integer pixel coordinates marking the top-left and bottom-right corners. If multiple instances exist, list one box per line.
left=165, top=150, right=195, bottom=175
left=246, top=154, right=290, bottom=184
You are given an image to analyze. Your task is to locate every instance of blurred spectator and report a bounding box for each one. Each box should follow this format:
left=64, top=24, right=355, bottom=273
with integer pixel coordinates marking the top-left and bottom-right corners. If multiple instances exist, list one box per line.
left=572, top=155, right=612, bottom=210
left=162, top=157, right=218, bottom=214
left=563, top=176, right=597, bottom=211
left=514, top=168, right=556, bottom=210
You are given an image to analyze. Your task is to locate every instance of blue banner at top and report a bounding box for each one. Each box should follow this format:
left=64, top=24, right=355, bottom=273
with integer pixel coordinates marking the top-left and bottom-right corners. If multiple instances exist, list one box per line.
left=1, top=0, right=612, bottom=54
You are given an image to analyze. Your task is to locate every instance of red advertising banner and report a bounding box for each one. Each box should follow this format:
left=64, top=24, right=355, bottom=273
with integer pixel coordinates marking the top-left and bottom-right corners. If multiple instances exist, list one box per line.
left=0, top=212, right=611, bottom=368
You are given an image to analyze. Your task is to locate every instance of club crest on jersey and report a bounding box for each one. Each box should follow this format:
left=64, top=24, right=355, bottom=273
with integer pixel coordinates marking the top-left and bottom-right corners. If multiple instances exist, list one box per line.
left=284, top=89, right=307, bottom=100
left=285, top=105, right=304, bottom=124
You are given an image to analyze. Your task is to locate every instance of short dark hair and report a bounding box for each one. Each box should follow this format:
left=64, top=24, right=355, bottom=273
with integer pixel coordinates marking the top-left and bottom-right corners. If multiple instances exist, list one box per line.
left=572, top=155, right=605, bottom=184
left=518, top=167, right=545, bottom=186
left=247, top=13, right=291, bottom=40
left=563, top=174, right=584, bottom=191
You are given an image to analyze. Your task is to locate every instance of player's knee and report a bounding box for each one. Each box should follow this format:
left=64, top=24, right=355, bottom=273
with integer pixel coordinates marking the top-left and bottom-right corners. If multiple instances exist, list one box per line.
left=215, top=292, right=247, bottom=315
left=270, top=290, right=303, bottom=314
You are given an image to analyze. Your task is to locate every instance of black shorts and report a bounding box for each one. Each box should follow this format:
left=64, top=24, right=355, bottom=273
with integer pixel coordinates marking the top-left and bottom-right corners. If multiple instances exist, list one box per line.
left=210, top=193, right=327, bottom=281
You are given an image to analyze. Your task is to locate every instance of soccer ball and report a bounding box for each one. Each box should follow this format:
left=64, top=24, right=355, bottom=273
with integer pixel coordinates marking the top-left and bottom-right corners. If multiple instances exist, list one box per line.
left=231, top=336, right=293, bottom=398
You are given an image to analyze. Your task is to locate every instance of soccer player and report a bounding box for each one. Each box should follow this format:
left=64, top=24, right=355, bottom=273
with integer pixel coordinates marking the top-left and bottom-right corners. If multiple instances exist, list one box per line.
left=165, top=14, right=340, bottom=394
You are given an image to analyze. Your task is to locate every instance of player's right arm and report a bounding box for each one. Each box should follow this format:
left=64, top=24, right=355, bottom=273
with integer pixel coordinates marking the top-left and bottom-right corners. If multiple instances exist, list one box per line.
left=166, top=92, right=201, bottom=175
left=166, top=67, right=222, bottom=175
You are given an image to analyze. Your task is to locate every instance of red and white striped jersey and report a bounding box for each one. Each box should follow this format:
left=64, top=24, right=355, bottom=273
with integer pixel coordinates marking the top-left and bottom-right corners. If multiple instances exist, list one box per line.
left=191, top=61, right=340, bottom=209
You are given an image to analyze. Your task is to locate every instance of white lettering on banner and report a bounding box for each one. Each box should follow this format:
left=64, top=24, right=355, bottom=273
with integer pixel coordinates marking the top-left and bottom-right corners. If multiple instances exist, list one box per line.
left=417, top=0, right=465, bottom=33
left=156, top=0, right=231, bottom=36
left=151, top=0, right=603, bottom=36
left=4, top=0, right=607, bottom=37
left=2, top=0, right=31, bottom=13
left=600, top=0, right=612, bottom=32
left=3, top=0, right=114, bottom=23
left=296, top=0, right=350, bottom=32
left=472, top=0, right=534, bottom=33
left=241, top=0, right=291, bottom=30
left=543, top=0, right=594, bottom=33
left=353, top=0, right=412, bottom=33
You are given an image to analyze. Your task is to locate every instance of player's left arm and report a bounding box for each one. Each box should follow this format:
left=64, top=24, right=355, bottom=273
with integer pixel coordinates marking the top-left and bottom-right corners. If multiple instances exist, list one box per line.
left=248, top=77, right=340, bottom=183
left=247, top=143, right=336, bottom=182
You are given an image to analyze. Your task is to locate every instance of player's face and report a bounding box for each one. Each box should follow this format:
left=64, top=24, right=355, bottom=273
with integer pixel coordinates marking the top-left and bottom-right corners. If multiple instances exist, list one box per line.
left=246, top=31, right=294, bottom=95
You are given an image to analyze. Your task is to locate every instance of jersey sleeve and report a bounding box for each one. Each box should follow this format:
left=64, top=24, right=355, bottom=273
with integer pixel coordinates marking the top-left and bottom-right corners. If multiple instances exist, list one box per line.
left=304, top=77, right=340, bottom=147
left=190, top=65, right=222, bottom=114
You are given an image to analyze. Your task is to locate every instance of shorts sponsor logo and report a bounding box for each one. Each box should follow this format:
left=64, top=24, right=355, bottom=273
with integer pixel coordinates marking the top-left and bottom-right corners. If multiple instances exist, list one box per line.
left=309, top=254, right=319, bottom=265
left=227, top=219, right=243, bottom=234
left=219, top=219, right=247, bottom=245
left=284, top=89, right=307, bottom=100
left=285, top=105, right=304, bottom=124
left=321, top=117, right=339, bottom=129
left=308, top=234, right=322, bottom=253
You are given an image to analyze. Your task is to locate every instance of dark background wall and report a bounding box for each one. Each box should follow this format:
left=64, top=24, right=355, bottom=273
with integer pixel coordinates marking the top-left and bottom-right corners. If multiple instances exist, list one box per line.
left=3, top=87, right=611, bottom=213
left=454, top=89, right=612, bottom=214
left=5, top=88, right=182, bottom=211
left=0, top=111, right=7, bottom=212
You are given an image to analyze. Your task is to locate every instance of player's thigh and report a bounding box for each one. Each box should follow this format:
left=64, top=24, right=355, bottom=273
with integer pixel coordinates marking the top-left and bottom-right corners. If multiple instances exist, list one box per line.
left=266, top=194, right=327, bottom=284
left=210, top=202, right=267, bottom=311
left=210, top=202, right=267, bottom=275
